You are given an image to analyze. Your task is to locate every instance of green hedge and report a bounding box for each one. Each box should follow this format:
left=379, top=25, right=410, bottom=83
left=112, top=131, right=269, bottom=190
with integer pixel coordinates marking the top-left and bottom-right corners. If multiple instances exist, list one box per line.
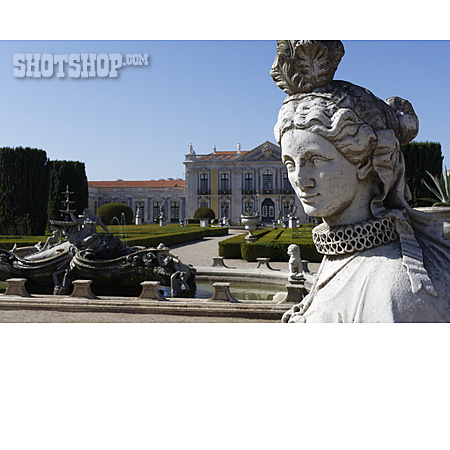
left=0, top=235, right=50, bottom=250
left=219, top=226, right=322, bottom=262
left=218, top=229, right=271, bottom=259
left=194, top=207, right=215, bottom=219
left=126, top=227, right=228, bottom=248
left=98, top=203, right=134, bottom=225
left=0, top=226, right=228, bottom=252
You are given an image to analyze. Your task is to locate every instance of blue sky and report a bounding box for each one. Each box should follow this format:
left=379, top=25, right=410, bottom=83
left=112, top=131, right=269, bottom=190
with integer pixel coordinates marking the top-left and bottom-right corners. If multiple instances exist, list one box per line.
left=1, top=40, right=449, bottom=181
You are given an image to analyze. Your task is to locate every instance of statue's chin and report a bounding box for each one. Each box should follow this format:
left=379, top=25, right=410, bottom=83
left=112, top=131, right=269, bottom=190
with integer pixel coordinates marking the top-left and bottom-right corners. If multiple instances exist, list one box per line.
left=301, top=203, right=322, bottom=218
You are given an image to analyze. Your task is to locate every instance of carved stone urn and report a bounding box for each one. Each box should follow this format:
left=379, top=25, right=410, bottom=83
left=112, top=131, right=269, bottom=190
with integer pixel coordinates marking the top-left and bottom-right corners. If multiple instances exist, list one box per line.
left=241, top=215, right=259, bottom=242
left=415, top=206, right=450, bottom=239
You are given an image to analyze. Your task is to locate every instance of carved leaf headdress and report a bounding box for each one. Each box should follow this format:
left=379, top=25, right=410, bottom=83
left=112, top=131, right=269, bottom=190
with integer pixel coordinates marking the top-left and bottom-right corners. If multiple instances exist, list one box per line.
left=270, top=40, right=345, bottom=95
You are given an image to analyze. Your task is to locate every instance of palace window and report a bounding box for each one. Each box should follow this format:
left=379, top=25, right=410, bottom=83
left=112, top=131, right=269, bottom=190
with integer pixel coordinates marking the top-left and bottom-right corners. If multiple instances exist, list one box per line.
left=220, top=202, right=230, bottom=218
left=153, top=201, right=161, bottom=221
left=283, top=172, right=290, bottom=191
left=200, top=173, right=209, bottom=191
left=220, top=173, right=230, bottom=191
left=262, top=170, right=273, bottom=191
left=135, top=201, right=144, bottom=219
left=244, top=173, right=253, bottom=191
left=171, top=201, right=180, bottom=222
left=244, top=201, right=254, bottom=213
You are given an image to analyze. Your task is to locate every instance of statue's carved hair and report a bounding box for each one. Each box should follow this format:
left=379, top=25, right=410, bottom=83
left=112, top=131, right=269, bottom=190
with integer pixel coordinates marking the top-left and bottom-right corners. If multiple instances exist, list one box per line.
left=275, top=80, right=418, bottom=160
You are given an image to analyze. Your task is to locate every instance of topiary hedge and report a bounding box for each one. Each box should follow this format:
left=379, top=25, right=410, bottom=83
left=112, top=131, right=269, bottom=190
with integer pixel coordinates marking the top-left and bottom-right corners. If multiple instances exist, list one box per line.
left=125, top=226, right=227, bottom=248
left=194, top=207, right=215, bottom=220
left=218, top=229, right=271, bottom=259
left=97, top=203, right=134, bottom=226
left=219, top=226, right=322, bottom=262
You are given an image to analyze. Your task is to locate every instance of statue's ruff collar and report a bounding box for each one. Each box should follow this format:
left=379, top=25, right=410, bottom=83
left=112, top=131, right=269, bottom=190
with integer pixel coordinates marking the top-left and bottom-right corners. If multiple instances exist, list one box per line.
left=312, top=217, right=398, bottom=256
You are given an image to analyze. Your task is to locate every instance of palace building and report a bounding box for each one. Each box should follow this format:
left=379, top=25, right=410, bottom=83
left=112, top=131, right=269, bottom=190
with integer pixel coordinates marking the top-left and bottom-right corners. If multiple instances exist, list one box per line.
left=88, top=178, right=186, bottom=224
left=184, top=141, right=305, bottom=223
left=88, top=141, right=307, bottom=224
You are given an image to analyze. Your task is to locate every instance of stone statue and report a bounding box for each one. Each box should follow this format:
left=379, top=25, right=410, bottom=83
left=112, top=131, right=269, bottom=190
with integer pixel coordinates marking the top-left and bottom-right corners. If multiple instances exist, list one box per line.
left=170, top=270, right=190, bottom=297
left=287, top=202, right=297, bottom=218
left=271, top=40, right=450, bottom=322
left=287, top=244, right=303, bottom=281
left=74, top=208, right=109, bottom=233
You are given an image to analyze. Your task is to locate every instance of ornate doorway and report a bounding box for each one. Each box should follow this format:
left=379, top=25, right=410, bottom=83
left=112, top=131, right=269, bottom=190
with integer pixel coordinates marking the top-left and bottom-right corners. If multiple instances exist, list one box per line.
left=261, top=198, right=275, bottom=223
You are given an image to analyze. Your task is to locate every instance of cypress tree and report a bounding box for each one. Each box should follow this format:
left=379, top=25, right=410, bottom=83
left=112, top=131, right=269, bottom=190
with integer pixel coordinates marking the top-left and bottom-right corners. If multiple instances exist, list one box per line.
left=47, top=160, right=89, bottom=222
left=401, top=141, right=443, bottom=207
left=0, top=147, right=49, bottom=235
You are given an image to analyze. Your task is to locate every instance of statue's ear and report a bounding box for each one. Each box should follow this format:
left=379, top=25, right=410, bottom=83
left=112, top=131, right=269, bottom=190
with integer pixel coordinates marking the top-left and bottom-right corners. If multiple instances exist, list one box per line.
left=357, top=158, right=373, bottom=181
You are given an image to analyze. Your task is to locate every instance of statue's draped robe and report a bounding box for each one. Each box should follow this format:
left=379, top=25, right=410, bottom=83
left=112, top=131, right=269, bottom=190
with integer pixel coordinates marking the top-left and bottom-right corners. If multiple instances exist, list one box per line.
left=289, top=233, right=450, bottom=323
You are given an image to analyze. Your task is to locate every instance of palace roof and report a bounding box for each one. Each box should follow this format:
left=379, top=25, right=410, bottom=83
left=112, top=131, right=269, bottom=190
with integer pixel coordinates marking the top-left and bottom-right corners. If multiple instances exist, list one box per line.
left=88, top=179, right=185, bottom=189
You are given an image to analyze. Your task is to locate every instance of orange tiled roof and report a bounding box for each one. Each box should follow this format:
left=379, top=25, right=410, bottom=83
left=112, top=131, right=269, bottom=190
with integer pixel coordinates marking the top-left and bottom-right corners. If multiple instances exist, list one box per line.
left=89, top=179, right=185, bottom=188
left=197, top=150, right=249, bottom=161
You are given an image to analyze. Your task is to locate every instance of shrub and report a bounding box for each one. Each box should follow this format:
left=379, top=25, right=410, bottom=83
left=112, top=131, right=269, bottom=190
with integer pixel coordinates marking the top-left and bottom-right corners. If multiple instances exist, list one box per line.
left=47, top=160, right=88, bottom=223
left=0, top=147, right=49, bottom=235
left=218, top=226, right=322, bottom=262
left=401, top=141, right=443, bottom=207
left=194, top=207, right=215, bottom=220
left=120, top=226, right=228, bottom=248
left=97, top=203, right=134, bottom=226
left=218, top=229, right=271, bottom=259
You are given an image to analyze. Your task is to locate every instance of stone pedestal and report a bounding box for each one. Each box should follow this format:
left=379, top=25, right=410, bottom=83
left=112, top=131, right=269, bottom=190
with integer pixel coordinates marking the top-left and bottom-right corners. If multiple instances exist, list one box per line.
left=274, top=278, right=307, bottom=304
left=138, top=281, right=166, bottom=301
left=159, top=218, right=167, bottom=227
left=283, top=281, right=307, bottom=303
left=288, top=218, right=298, bottom=228
left=212, top=257, right=227, bottom=268
left=70, top=280, right=98, bottom=299
left=302, top=259, right=310, bottom=273
left=199, top=218, right=209, bottom=227
left=256, top=258, right=273, bottom=270
left=3, top=278, right=31, bottom=297
left=207, top=282, right=239, bottom=303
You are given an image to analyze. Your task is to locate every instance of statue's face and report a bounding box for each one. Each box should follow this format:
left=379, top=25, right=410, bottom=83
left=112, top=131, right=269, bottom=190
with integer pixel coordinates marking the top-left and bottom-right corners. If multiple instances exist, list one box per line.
left=281, top=129, right=365, bottom=224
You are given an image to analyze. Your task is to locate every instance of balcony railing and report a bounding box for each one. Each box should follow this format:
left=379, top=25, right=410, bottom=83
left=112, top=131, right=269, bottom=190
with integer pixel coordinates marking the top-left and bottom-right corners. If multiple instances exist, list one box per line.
left=241, top=188, right=295, bottom=195
left=196, top=188, right=295, bottom=196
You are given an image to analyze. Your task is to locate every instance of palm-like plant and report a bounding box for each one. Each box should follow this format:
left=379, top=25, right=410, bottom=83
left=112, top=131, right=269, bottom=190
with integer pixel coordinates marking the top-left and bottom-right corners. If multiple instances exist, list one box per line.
left=421, top=168, right=450, bottom=206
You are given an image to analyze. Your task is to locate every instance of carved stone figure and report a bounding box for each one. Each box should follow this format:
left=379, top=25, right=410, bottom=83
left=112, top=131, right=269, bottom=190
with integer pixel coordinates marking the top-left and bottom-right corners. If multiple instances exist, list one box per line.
left=271, top=40, right=450, bottom=323
left=170, top=270, right=190, bottom=297
left=287, top=244, right=303, bottom=281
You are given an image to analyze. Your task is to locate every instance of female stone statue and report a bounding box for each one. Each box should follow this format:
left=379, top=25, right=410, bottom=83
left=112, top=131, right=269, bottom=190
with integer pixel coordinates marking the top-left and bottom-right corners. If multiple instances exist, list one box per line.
left=271, top=40, right=450, bottom=322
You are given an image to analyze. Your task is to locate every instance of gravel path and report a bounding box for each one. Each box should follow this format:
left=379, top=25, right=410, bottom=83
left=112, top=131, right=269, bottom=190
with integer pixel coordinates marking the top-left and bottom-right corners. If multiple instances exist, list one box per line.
left=0, top=309, right=279, bottom=323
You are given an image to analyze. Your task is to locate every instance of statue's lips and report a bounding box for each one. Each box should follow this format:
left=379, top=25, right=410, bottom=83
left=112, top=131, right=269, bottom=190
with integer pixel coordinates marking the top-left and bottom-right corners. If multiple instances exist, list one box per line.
left=299, top=193, right=320, bottom=204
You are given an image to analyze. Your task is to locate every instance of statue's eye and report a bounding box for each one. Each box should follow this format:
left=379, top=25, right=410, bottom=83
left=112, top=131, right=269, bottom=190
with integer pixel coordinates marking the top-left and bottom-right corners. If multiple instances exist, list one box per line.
left=311, top=156, right=329, bottom=166
left=284, top=160, right=295, bottom=172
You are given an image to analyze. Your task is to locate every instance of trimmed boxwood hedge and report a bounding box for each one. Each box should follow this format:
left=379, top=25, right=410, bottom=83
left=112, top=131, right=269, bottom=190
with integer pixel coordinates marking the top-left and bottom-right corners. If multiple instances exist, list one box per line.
left=0, top=226, right=228, bottom=251
left=97, top=203, right=134, bottom=225
left=126, top=226, right=228, bottom=248
left=194, top=207, right=215, bottom=219
left=219, top=226, right=322, bottom=262
left=218, top=229, right=272, bottom=259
